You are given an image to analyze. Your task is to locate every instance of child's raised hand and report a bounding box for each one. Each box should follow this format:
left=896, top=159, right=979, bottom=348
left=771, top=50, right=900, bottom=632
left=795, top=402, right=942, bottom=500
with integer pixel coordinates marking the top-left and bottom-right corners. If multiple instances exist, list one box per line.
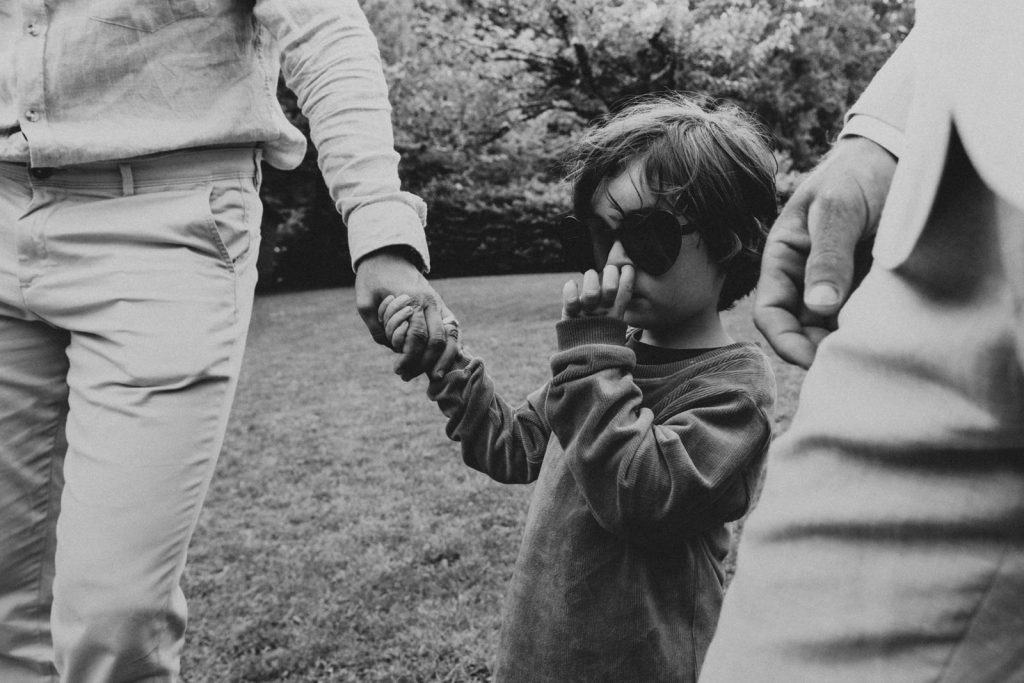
left=562, top=264, right=635, bottom=321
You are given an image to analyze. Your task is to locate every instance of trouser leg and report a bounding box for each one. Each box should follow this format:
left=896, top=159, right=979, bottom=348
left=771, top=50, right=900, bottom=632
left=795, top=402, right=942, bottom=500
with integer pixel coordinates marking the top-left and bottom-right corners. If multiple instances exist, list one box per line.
left=9, top=154, right=262, bottom=682
left=0, top=318, right=68, bottom=683
left=52, top=322, right=250, bottom=682
left=0, top=170, right=66, bottom=682
left=700, top=137, right=1024, bottom=682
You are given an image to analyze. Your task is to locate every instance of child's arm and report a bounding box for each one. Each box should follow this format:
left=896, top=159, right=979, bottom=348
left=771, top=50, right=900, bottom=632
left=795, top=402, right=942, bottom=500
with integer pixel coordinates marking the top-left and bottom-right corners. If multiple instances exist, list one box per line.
left=427, top=357, right=553, bottom=485
left=556, top=268, right=773, bottom=551
left=378, top=295, right=553, bottom=484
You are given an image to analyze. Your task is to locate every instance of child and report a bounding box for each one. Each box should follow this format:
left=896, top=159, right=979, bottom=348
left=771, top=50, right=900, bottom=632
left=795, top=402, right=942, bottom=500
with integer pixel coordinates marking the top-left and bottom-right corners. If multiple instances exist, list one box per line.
left=380, top=93, right=777, bottom=682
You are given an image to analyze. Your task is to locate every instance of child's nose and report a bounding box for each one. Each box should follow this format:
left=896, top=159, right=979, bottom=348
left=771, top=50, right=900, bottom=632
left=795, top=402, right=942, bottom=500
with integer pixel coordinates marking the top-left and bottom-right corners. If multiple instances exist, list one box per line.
left=606, top=240, right=634, bottom=269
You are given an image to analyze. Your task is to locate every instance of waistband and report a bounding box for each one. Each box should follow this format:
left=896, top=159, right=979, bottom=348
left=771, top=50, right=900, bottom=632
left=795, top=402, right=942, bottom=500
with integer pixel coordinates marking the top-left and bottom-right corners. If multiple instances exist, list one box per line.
left=0, top=146, right=261, bottom=190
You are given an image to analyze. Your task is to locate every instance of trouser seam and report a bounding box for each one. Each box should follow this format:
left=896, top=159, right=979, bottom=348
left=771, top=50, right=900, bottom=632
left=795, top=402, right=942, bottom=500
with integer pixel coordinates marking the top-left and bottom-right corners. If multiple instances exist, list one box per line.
left=36, top=391, right=68, bottom=681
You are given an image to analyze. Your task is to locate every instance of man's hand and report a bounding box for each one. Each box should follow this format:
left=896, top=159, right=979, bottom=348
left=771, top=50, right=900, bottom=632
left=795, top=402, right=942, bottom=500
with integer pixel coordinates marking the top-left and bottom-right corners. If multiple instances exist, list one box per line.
left=376, top=293, right=461, bottom=375
left=355, top=249, right=458, bottom=380
left=562, top=265, right=635, bottom=321
left=754, top=136, right=897, bottom=369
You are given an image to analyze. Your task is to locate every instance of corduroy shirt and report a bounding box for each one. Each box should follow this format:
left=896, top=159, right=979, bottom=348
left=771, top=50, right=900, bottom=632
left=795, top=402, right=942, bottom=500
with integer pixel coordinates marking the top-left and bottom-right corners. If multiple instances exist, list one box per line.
left=428, top=316, right=776, bottom=682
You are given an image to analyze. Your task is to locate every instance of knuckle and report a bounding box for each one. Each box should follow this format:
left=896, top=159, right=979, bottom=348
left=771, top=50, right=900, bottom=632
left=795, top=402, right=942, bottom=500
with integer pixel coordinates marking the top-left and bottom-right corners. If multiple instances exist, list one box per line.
left=815, top=185, right=862, bottom=221
left=809, top=244, right=852, bottom=275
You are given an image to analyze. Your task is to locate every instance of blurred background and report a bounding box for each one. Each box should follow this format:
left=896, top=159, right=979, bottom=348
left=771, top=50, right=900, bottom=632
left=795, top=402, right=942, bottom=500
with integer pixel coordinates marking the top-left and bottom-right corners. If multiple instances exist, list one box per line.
left=255, top=0, right=913, bottom=291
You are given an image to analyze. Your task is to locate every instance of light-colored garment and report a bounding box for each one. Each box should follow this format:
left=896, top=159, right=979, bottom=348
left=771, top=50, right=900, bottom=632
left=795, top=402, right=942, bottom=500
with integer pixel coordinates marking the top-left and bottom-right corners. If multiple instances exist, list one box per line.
left=429, top=318, right=775, bottom=682
left=0, top=149, right=262, bottom=682
left=842, top=0, right=1024, bottom=272
left=699, top=2, right=1024, bottom=680
left=0, top=0, right=428, bottom=268
left=0, top=3, right=429, bottom=680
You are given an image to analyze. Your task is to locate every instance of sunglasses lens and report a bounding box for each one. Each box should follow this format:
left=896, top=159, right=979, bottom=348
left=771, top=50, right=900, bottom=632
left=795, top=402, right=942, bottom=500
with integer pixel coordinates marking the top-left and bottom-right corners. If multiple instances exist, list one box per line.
left=621, top=211, right=682, bottom=275
left=570, top=210, right=686, bottom=275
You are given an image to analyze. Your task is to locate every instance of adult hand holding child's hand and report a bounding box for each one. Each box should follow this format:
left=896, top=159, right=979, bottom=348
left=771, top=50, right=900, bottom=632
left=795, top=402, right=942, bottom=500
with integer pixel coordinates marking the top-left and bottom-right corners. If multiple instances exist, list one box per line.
left=562, top=264, right=636, bottom=321
left=378, top=294, right=461, bottom=380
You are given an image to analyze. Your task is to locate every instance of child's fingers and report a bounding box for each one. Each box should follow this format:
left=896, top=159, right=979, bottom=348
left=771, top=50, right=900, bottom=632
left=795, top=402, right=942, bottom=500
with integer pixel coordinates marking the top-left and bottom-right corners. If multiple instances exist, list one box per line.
left=611, top=264, right=635, bottom=318
left=381, top=293, right=413, bottom=326
left=600, top=264, right=620, bottom=309
left=579, top=269, right=602, bottom=312
left=562, top=279, right=582, bottom=319
left=381, top=293, right=412, bottom=322
left=377, top=294, right=396, bottom=324
left=390, top=320, right=410, bottom=351
left=384, top=305, right=415, bottom=345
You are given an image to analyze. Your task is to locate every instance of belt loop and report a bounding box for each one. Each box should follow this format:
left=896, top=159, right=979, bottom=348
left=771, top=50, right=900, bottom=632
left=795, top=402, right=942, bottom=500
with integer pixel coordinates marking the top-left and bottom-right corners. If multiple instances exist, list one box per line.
left=119, top=162, right=134, bottom=196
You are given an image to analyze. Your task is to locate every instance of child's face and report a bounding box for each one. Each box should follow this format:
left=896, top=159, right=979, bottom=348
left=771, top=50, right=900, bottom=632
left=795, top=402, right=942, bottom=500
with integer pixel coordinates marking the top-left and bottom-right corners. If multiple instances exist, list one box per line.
left=589, top=159, right=725, bottom=344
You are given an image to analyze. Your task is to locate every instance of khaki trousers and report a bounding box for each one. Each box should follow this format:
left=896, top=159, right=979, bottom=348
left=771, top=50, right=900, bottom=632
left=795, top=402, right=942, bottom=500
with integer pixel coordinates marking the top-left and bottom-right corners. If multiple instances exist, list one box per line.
left=701, top=137, right=1024, bottom=681
left=0, top=148, right=262, bottom=682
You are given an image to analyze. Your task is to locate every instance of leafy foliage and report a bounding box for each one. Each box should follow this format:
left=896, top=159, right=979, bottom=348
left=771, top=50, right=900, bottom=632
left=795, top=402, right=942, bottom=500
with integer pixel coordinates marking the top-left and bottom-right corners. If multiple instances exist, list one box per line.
left=257, top=0, right=913, bottom=290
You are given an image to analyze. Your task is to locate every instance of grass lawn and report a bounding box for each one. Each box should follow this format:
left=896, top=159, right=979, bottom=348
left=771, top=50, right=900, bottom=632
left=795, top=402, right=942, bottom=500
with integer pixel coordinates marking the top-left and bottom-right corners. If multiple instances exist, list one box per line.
left=181, top=272, right=806, bottom=682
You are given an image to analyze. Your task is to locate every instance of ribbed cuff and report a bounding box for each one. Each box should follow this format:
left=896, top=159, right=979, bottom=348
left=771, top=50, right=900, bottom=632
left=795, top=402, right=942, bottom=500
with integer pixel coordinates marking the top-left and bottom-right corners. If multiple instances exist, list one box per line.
left=555, top=317, right=628, bottom=350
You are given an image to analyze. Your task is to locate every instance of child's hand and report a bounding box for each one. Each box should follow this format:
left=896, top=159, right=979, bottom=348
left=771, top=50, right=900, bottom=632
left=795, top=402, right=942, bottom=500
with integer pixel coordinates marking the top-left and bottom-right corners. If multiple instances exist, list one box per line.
left=562, top=264, right=635, bottom=321
left=378, top=294, right=463, bottom=379
left=377, top=293, right=417, bottom=352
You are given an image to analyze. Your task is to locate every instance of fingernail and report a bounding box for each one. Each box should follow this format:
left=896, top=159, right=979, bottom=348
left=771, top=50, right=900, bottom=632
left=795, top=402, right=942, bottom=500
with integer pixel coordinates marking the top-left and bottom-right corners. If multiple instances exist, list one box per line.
left=805, top=284, right=840, bottom=308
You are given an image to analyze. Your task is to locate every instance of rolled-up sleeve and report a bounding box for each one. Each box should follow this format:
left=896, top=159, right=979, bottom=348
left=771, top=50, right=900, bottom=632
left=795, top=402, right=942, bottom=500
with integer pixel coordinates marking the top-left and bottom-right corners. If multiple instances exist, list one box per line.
left=839, top=28, right=919, bottom=160
left=255, top=0, right=429, bottom=271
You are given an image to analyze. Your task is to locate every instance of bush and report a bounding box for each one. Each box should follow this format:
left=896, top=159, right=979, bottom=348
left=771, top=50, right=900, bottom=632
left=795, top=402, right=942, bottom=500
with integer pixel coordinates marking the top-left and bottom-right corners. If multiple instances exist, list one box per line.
left=255, top=0, right=907, bottom=291
left=421, top=174, right=576, bottom=278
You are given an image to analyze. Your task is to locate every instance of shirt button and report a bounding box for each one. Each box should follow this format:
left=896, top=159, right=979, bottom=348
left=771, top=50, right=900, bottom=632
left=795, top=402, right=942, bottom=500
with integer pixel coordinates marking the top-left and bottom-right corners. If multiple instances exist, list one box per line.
left=26, top=23, right=41, bottom=36
left=25, top=110, right=40, bottom=122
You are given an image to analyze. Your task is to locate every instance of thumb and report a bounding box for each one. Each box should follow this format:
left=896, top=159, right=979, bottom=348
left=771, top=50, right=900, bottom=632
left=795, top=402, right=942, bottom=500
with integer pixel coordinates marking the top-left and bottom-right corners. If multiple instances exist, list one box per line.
left=802, top=189, right=867, bottom=316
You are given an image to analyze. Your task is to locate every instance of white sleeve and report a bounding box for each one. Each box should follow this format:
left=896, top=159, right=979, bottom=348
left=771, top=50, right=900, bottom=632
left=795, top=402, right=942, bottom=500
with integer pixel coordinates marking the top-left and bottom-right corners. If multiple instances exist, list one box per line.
left=255, top=0, right=430, bottom=271
left=838, top=28, right=919, bottom=160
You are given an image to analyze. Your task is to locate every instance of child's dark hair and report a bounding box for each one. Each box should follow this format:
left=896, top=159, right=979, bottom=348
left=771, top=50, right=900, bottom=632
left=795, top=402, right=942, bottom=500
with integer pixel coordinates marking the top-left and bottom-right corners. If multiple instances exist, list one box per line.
left=564, top=93, right=778, bottom=311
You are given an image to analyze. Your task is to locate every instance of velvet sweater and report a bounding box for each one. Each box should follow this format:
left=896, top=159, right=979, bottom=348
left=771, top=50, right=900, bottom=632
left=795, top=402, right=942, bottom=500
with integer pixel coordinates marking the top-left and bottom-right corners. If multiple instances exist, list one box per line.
left=428, top=317, right=776, bottom=682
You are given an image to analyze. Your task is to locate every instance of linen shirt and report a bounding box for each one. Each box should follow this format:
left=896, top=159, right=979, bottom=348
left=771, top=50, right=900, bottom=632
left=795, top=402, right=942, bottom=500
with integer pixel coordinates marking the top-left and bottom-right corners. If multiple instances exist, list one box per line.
left=838, top=1, right=1024, bottom=271
left=0, top=0, right=429, bottom=269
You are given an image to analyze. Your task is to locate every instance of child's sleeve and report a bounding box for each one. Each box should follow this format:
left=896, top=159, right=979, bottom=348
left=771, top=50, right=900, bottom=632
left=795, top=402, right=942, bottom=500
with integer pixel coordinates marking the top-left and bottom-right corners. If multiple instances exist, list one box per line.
left=548, top=317, right=773, bottom=551
left=426, top=354, right=553, bottom=484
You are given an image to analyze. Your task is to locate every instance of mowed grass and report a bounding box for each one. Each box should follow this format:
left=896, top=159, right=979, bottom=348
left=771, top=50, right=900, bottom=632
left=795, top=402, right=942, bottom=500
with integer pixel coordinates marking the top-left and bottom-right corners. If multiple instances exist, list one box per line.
left=181, top=272, right=806, bottom=682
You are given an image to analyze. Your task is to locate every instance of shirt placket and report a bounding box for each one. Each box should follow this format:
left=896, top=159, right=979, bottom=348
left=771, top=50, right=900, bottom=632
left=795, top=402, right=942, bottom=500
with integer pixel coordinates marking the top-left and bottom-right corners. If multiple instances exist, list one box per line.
left=16, top=0, right=49, bottom=166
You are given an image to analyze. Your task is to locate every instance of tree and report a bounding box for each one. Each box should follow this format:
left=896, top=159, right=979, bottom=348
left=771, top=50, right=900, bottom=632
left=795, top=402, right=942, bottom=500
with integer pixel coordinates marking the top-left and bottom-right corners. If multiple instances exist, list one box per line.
left=258, top=0, right=914, bottom=288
